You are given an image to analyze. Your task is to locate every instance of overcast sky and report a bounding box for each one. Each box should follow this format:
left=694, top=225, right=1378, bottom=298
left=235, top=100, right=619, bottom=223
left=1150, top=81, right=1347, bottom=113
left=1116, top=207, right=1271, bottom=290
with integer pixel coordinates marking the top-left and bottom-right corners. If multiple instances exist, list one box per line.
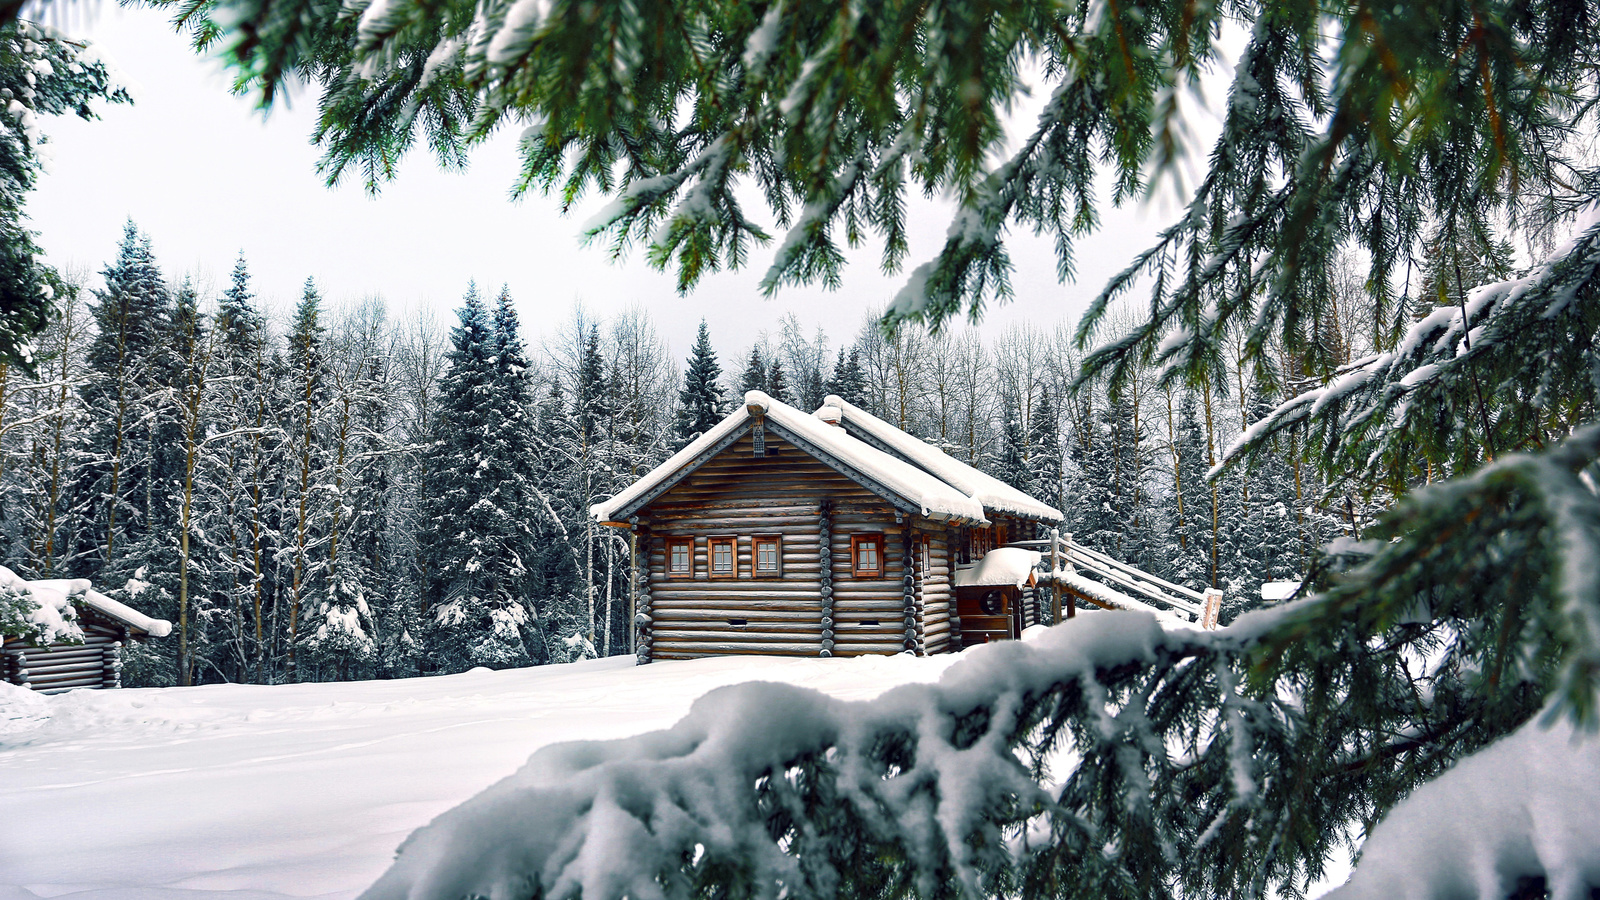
left=29, top=5, right=1180, bottom=360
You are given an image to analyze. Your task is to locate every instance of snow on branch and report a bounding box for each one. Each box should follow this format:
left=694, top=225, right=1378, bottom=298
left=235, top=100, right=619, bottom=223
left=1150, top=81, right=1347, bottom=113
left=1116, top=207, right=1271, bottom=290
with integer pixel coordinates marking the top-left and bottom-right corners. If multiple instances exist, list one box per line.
left=362, top=615, right=1248, bottom=900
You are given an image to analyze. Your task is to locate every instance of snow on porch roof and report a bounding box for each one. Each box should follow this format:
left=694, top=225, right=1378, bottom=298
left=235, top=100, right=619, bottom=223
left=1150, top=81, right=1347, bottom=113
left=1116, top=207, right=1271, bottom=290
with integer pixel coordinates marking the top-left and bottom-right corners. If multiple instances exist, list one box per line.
left=590, top=391, right=989, bottom=525
left=952, top=547, right=1041, bottom=588
left=817, top=395, right=1065, bottom=522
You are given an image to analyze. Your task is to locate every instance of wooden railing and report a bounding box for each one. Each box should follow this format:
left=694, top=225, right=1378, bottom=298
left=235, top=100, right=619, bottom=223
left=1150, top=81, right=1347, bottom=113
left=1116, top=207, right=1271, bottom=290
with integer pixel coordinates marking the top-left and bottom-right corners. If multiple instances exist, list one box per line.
left=1009, top=531, right=1224, bottom=629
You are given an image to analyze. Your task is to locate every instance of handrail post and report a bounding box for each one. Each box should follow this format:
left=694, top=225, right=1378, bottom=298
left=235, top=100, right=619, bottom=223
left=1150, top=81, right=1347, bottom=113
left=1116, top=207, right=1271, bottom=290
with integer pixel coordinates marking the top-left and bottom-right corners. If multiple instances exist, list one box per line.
left=1201, top=589, right=1224, bottom=629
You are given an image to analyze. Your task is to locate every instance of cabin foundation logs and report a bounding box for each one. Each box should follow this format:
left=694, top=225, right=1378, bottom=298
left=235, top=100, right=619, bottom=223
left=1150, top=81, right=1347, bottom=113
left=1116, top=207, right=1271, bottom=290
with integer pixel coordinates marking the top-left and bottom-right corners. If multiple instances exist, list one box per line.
left=902, top=530, right=918, bottom=653
left=634, top=525, right=653, bottom=665
left=818, top=500, right=834, bottom=658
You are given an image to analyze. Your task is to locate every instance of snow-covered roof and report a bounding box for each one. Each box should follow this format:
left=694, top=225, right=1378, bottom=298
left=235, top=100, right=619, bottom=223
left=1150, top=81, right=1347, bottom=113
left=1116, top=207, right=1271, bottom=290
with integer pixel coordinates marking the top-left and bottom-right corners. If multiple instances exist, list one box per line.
left=590, top=391, right=989, bottom=524
left=817, top=395, right=1064, bottom=522
left=26, top=578, right=173, bottom=637
left=952, top=547, right=1041, bottom=588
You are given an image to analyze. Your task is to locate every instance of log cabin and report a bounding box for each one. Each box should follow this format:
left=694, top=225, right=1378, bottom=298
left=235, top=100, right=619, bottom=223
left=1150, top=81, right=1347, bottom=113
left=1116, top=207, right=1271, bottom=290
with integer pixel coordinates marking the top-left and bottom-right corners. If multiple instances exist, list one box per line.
left=591, top=391, right=1064, bottom=663
left=2, top=575, right=172, bottom=693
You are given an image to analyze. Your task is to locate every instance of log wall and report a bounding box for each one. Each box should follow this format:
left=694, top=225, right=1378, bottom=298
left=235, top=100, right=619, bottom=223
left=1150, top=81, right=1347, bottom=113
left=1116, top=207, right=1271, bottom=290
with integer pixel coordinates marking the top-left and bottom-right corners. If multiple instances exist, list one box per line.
left=2, top=613, right=127, bottom=693
left=638, top=429, right=952, bottom=660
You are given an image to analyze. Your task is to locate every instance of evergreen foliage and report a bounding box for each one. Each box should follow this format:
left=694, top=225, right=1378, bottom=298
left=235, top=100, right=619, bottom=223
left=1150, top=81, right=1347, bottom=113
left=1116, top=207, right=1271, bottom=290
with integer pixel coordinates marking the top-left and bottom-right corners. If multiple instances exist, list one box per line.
left=0, top=22, right=131, bottom=370
left=993, top=388, right=1029, bottom=494
left=422, top=285, right=536, bottom=671
left=673, top=319, right=726, bottom=447
left=739, top=347, right=766, bottom=395
left=826, top=347, right=867, bottom=407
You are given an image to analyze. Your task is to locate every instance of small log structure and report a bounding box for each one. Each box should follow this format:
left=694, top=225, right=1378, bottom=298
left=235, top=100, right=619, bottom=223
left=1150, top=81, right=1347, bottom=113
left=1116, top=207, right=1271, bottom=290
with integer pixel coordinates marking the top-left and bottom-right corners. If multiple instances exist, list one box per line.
left=593, top=392, right=1064, bottom=662
left=2, top=578, right=172, bottom=693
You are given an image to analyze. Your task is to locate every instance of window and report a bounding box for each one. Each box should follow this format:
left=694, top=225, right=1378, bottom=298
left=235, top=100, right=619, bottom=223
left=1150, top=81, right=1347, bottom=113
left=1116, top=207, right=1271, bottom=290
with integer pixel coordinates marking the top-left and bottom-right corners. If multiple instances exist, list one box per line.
left=753, top=535, right=782, bottom=577
left=709, top=536, right=736, bottom=578
left=921, top=537, right=931, bottom=578
left=666, top=538, right=693, bottom=579
left=851, top=533, right=884, bottom=578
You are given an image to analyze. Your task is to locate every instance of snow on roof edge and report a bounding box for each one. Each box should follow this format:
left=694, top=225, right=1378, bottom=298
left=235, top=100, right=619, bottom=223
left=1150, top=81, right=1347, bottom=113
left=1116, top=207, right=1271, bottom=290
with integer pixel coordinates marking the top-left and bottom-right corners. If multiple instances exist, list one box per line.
left=819, top=395, right=1064, bottom=522
left=591, top=391, right=988, bottom=524
left=27, top=578, right=173, bottom=637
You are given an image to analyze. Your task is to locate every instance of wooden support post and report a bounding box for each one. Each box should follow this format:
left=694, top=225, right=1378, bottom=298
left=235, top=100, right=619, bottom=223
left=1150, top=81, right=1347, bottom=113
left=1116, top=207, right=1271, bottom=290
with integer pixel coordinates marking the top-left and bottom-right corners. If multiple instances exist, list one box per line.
left=902, top=530, right=918, bottom=654
left=1201, top=589, right=1224, bottom=630
left=819, top=501, right=834, bottom=657
left=947, top=525, right=963, bottom=651
left=634, top=525, right=653, bottom=664
left=1049, top=527, right=1062, bottom=625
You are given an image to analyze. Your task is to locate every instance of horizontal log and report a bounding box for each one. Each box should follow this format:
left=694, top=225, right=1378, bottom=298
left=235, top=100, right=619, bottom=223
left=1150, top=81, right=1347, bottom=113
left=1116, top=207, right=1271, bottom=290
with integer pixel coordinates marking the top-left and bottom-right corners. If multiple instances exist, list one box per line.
left=652, top=641, right=826, bottom=655
left=645, top=518, right=824, bottom=531
left=649, top=587, right=824, bottom=601
left=654, top=609, right=826, bottom=623
left=831, top=602, right=915, bottom=615
left=653, top=627, right=822, bottom=640
left=19, top=657, right=109, bottom=673
left=14, top=649, right=108, bottom=664
left=649, top=496, right=825, bottom=512
left=829, top=644, right=908, bottom=656
left=28, top=672, right=107, bottom=689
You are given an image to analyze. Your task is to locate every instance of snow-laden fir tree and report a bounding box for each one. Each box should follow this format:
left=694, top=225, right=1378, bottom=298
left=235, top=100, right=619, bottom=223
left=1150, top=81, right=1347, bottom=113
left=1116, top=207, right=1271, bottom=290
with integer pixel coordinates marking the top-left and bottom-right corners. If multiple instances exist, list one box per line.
left=765, top=358, right=792, bottom=406
left=283, top=278, right=330, bottom=680
left=672, top=319, right=726, bottom=448
left=1026, top=388, right=1062, bottom=522
left=992, top=387, right=1029, bottom=494
left=69, top=222, right=173, bottom=579
left=826, top=346, right=868, bottom=408
left=739, top=347, right=766, bottom=395
left=422, top=285, right=537, bottom=672
left=212, top=254, right=275, bottom=681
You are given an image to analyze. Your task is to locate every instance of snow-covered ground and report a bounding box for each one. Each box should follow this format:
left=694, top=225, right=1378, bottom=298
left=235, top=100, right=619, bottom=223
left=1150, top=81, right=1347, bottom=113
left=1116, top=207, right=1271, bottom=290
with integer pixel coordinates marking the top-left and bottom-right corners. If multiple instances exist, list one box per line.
left=1, top=653, right=965, bottom=899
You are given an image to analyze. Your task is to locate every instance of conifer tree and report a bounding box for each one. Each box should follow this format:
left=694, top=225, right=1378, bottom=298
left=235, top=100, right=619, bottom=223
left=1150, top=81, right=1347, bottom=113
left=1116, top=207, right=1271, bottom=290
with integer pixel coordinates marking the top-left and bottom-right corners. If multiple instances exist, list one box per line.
left=1167, top=393, right=1214, bottom=589
left=72, top=222, right=172, bottom=576
left=993, top=388, right=1030, bottom=494
left=672, top=319, right=725, bottom=447
left=826, top=347, right=868, bottom=407
left=213, top=254, right=272, bottom=679
left=765, top=359, right=791, bottom=406
left=422, top=286, right=539, bottom=671
left=1027, top=389, right=1062, bottom=512
left=739, top=347, right=766, bottom=395
left=284, top=278, right=329, bottom=680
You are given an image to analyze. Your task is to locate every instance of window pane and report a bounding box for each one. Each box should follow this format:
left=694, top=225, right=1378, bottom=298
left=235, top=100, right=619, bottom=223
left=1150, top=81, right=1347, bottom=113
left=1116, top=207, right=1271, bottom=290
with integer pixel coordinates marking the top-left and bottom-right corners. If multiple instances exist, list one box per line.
left=713, top=541, right=733, bottom=573
left=756, top=541, right=777, bottom=571
left=861, top=540, right=878, bottom=571
left=670, top=543, right=690, bottom=573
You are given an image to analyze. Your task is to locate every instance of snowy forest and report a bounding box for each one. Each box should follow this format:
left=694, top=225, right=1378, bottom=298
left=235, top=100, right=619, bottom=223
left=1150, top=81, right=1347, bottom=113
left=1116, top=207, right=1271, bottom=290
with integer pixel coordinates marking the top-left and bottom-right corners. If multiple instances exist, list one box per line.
left=0, top=220, right=1364, bottom=687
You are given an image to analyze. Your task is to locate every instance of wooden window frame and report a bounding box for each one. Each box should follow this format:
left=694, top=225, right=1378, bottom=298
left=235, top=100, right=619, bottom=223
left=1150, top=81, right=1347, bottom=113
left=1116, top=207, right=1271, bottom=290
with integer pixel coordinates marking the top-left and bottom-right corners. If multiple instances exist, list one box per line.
left=753, top=534, right=783, bottom=578
left=665, top=537, right=694, bottom=579
left=851, top=533, right=885, bottom=578
left=708, top=535, right=738, bottom=580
